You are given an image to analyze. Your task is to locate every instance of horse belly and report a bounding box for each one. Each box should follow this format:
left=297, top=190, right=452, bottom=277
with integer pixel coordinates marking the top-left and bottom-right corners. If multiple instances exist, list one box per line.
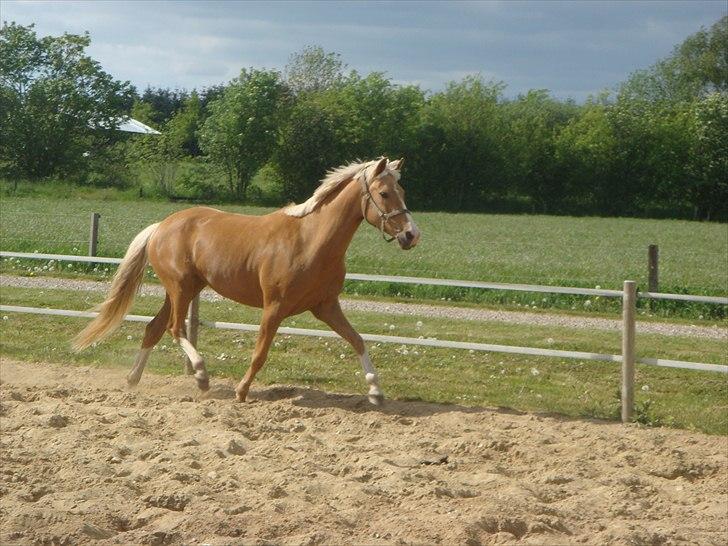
left=191, top=229, right=266, bottom=308
left=206, top=275, right=265, bottom=309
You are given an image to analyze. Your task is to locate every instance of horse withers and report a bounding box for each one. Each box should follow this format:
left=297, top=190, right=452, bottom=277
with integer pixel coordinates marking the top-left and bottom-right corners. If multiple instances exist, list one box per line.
left=73, top=157, right=420, bottom=405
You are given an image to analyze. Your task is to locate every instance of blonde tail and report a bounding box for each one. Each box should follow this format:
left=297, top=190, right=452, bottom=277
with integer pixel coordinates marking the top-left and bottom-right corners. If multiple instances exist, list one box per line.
left=72, top=223, right=160, bottom=351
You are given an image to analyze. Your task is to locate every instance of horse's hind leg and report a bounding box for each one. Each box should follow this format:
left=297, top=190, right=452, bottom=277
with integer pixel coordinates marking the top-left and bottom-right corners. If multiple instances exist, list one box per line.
left=168, top=282, right=209, bottom=391
left=127, top=295, right=171, bottom=386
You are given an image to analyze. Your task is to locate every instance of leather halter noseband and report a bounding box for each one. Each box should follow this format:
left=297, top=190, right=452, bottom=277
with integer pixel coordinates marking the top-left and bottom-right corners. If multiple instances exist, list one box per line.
left=358, top=172, right=410, bottom=243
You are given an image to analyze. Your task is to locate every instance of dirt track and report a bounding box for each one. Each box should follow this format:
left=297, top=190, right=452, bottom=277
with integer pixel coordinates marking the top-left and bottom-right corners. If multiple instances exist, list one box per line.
left=0, top=359, right=726, bottom=545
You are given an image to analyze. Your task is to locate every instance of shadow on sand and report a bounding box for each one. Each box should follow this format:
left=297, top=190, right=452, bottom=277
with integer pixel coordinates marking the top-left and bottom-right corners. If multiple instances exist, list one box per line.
left=199, top=381, right=618, bottom=428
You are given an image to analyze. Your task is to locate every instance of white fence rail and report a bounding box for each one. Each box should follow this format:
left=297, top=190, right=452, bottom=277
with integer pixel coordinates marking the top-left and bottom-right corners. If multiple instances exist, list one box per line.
left=2, top=251, right=727, bottom=305
left=1, top=304, right=725, bottom=375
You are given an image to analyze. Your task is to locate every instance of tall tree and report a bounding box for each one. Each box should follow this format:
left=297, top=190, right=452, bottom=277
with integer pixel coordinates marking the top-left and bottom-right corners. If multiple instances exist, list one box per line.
left=0, top=22, right=134, bottom=178
left=504, top=90, right=578, bottom=213
left=199, top=69, right=290, bottom=200
left=168, top=91, right=204, bottom=156
left=139, top=87, right=189, bottom=124
left=275, top=99, right=344, bottom=202
left=284, top=45, right=346, bottom=95
left=620, top=16, right=727, bottom=102
left=687, top=92, right=728, bottom=220
left=418, top=76, right=507, bottom=211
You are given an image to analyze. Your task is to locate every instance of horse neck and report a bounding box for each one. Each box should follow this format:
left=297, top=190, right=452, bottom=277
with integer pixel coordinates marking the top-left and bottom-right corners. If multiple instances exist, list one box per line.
left=302, top=178, right=364, bottom=260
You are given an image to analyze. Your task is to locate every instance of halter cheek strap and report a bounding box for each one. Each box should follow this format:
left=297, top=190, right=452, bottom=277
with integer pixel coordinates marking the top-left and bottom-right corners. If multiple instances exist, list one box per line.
left=358, top=175, right=410, bottom=243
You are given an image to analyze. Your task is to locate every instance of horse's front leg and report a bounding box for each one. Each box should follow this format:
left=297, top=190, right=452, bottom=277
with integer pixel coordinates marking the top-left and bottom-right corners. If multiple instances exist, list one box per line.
left=313, top=299, right=383, bottom=405
left=235, top=305, right=283, bottom=402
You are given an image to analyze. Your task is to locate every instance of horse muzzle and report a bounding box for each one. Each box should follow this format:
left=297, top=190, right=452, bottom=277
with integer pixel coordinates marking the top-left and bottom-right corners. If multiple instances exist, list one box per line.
left=397, top=224, right=421, bottom=250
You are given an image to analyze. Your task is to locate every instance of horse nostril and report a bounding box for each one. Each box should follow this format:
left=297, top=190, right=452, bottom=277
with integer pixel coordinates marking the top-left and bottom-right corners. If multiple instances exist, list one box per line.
left=405, top=231, right=414, bottom=242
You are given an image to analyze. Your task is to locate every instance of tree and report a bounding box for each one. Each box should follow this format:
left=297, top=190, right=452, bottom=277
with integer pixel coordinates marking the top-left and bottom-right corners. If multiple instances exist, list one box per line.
left=275, top=98, right=345, bottom=203
left=503, top=90, right=578, bottom=213
left=199, top=69, right=290, bottom=200
left=555, top=100, right=618, bottom=213
left=620, top=16, right=727, bottom=103
left=0, top=22, right=134, bottom=179
left=167, top=91, right=204, bottom=156
left=284, top=45, right=346, bottom=95
left=686, top=93, right=728, bottom=219
left=139, top=86, right=189, bottom=124
left=418, top=76, right=507, bottom=211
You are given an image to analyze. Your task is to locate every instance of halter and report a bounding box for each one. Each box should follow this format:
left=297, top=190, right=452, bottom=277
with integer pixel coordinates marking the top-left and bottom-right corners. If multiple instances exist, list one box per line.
left=358, top=172, right=410, bottom=243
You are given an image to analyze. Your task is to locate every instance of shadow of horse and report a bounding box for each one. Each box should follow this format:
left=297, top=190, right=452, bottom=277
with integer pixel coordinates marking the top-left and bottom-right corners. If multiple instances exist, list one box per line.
left=200, top=382, right=619, bottom=429
left=246, top=383, right=514, bottom=418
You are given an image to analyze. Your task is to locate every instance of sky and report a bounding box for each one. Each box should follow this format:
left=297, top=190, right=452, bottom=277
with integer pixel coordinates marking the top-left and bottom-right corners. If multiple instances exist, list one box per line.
left=2, top=0, right=726, bottom=101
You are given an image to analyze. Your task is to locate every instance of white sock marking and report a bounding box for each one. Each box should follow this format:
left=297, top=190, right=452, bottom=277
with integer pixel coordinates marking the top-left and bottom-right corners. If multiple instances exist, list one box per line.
left=359, top=350, right=382, bottom=396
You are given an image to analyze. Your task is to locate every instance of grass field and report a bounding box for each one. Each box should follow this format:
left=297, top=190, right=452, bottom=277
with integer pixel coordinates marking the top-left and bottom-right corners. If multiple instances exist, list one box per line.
left=2, top=194, right=726, bottom=320
left=1, top=286, right=726, bottom=435
left=1, top=195, right=726, bottom=293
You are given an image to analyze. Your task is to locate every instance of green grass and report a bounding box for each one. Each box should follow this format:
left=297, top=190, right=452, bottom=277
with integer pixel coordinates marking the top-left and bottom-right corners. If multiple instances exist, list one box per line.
left=1, top=286, right=726, bottom=435
left=2, top=194, right=726, bottom=319
left=1, top=195, right=726, bottom=291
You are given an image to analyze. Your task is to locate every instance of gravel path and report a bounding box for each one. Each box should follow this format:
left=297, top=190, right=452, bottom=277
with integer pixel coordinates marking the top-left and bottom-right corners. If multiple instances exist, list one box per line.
left=1, top=274, right=725, bottom=340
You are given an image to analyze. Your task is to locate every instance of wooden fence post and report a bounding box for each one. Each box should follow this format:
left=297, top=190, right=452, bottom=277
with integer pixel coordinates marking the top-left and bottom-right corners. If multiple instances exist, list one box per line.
left=89, top=213, right=100, bottom=257
left=648, top=245, right=659, bottom=292
left=621, top=280, right=637, bottom=423
left=185, top=295, right=200, bottom=375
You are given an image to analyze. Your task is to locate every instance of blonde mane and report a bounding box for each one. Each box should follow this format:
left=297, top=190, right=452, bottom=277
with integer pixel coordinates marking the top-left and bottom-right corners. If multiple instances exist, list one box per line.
left=284, top=158, right=401, bottom=217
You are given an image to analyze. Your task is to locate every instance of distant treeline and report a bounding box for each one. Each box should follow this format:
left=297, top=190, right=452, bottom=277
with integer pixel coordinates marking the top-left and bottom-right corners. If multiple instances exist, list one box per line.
left=1, top=18, right=726, bottom=220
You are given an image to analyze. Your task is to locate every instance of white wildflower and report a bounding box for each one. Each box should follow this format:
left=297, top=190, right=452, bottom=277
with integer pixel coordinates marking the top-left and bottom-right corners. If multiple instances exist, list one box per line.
left=531, top=368, right=540, bottom=376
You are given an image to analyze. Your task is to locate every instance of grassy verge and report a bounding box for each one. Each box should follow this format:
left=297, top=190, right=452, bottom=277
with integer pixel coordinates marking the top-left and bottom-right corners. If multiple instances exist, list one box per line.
left=1, top=286, right=725, bottom=435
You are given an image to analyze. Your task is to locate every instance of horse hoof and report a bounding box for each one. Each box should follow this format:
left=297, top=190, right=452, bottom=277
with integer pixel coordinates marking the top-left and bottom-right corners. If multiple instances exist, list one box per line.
left=196, top=376, right=209, bottom=391
left=126, top=374, right=140, bottom=387
left=235, top=392, right=246, bottom=403
left=368, top=393, right=384, bottom=406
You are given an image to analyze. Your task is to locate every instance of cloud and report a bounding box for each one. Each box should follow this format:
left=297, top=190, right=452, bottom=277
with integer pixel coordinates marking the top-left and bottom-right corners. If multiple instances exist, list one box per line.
left=3, top=0, right=725, bottom=99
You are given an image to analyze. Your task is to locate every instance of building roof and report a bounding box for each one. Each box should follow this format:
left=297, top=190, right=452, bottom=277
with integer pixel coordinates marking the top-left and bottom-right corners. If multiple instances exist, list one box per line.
left=115, top=117, right=161, bottom=134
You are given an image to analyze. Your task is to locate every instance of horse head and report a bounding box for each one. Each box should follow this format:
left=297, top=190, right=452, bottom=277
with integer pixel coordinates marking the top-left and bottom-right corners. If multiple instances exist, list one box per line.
left=361, top=157, right=421, bottom=250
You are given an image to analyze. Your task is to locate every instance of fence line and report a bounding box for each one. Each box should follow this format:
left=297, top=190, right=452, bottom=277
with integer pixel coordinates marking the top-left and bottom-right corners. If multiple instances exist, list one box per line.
left=2, top=304, right=725, bottom=375
left=2, top=250, right=727, bottom=305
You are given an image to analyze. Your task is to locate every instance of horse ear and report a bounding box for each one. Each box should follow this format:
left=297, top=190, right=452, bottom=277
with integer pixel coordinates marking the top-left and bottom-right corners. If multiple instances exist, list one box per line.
left=392, top=157, right=404, bottom=171
left=372, top=157, right=388, bottom=178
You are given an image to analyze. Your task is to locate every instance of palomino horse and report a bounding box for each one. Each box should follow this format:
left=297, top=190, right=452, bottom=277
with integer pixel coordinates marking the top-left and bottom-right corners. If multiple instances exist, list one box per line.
left=73, top=157, right=420, bottom=404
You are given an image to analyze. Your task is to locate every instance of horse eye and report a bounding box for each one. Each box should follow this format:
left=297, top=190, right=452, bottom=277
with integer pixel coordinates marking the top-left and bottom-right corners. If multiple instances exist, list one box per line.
left=379, top=192, right=389, bottom=199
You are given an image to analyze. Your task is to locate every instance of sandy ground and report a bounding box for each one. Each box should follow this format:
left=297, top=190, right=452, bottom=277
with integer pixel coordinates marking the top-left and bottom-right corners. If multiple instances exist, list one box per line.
left=0, top=359, right=726, bottom=546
